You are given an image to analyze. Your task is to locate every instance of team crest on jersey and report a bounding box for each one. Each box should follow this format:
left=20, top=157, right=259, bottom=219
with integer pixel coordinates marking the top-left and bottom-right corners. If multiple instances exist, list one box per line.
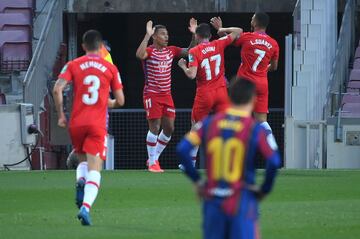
left=60, top=64, right=68, bottom=74
left=188, top=54, right=194, bottom=63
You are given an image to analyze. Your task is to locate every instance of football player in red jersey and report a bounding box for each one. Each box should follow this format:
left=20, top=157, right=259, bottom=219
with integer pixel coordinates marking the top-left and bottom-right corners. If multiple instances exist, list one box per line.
left=53, top=30, right=125, bottom=226
left=136, top=19, right=196, bottom=173
left=177, top=22, right=242, bottom=169
left=211, top=12, right=279, bottom=138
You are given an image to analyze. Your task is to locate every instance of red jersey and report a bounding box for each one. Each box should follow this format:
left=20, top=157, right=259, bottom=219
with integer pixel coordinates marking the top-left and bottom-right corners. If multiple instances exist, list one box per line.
left=234, top=32, right=279, bottom=83
left=188, top=35, right=233, bottom=91
left=142, top=45, right=182, bottom=95
left=58, top=54, right=123, bottom=128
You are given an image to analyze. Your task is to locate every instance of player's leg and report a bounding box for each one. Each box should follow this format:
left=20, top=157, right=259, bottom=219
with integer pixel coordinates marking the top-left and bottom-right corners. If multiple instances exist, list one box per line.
left=203, top=200, right=227, bottom=239
left=144, top=94, right=163, bottom=172
left=253, top=84, right=274, bottom=137
left=153, top=95, right=176, bottom=166
left=189, top=91, right=213, bottom=167
left=75, top=153, right=87, bottom=209
left=77, top=127, right=107, bottom=226
left=230, top=190, right=259, bottom=239
left=68, top=127, right=88, bottom=208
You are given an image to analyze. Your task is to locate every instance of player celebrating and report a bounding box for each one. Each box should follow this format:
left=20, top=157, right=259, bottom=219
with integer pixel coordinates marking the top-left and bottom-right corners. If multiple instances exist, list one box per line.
left=178, top=22, right=242, bottom=168
left=177, top=79, right=280, bottom=239
left=211, top=12, right=279, bottom=138
left=136, top=19, right=196, bottom=173
left=53, top=30, right=125, bottom=226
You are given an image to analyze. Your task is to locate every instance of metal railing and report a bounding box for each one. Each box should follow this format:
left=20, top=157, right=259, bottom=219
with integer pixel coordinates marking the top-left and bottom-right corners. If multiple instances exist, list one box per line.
left=23, top=0, right=64, bottom=123
left=324, top=0, right=356, bottom=118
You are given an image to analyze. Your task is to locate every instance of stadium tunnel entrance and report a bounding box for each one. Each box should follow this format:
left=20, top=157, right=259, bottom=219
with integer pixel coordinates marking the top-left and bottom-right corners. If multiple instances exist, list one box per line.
left=65, top=13, right=292, bottom=169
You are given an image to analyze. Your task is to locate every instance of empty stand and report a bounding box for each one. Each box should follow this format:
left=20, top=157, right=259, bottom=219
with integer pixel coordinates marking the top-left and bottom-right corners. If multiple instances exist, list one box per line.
left=0, top=0, right=33, bottom=73
left=342, top=103, right=360, bottom=117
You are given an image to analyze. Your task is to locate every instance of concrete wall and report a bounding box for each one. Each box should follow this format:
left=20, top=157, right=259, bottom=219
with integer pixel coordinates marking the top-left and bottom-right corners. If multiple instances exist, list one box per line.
left=327, top=124, right=360, bottom=168
left=0, top=105, right=30, bottom=170
left=67, top=0, right=298, bottom=13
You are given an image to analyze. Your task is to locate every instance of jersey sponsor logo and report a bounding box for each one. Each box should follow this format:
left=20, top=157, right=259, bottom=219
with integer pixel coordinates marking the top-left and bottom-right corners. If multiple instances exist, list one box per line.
left=188, top=54, right=194, bottom=63
left=80, top=61, right=107, bottom=73
left=201, top=46, right=216, bottom=55
left=250, top=39, right=273, bottom=50
left=60, top=64, right=68, bottom=74
left=267, top=134, right=278, bottom=150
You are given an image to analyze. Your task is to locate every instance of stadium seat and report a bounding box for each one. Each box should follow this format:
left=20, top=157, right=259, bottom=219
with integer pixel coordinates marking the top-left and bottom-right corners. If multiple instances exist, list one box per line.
left=3, top=8, right=33, bottom=20
left=354, top=59, right=360, bottom=69
left=349, top=69, right=360, bottom=81
left=355, top=47, right=360, bottom=59
left=348, top=81, right=360, bottom=89
left=0, top=42, right=31, bottom=72
left=342, top=103, right=360, bottom=118
left=0, top=13, right=30, bottom=30
left=0, top=0, right=33, bottom=12
left=342, top=94, right=360, bottom=104
left=0, top=30, right=29, bottom=47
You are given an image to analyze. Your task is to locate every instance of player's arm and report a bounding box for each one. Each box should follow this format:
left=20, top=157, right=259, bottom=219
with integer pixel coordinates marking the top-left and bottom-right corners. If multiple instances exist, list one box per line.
left=268, top=45, right=279, bottom=72
left=53, top=78, right=69, bottom=128
left=178, top=58, right=197, bottom=79
left=108, top=89, right=125, bottom=108
left=253, top=126, right=281, bottom=199
left=135, top=20, right=155, bottom=60
left=179, top=18, right=198, bottom=57
left=217, top=27, right=243, bottom=42
left=210, top=16, right=227, bottom=37
left=176, top=131, right=202, bottom=183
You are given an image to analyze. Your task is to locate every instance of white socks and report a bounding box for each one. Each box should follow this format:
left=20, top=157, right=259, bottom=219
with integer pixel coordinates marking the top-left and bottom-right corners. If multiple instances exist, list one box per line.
left=146, top=131, right=158, bottom=166
left=155, top=130, right=171, bottom=161
left=82, top=170, right=101, bottom=212
left=76, top=161, right=88, bottom=181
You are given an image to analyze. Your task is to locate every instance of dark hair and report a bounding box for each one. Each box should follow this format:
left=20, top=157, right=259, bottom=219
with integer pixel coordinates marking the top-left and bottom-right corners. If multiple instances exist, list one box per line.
left=254, top=12, right=270, bottom=29
left=195, top=23, right=211, bottom=39
left=154, top=25, right=167, bottom=34
left=229, top=78, right=256, bottom=104
left=82, top=30, right=103, bottom=51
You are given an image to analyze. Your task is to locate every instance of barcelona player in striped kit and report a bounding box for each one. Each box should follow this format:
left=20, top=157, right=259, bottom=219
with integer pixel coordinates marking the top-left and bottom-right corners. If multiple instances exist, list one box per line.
left=177, top=79, right=280, bottom=239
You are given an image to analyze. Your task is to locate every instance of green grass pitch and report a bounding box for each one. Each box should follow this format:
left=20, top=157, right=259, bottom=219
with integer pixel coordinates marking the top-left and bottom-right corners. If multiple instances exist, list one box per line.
left=0, top=170, right=359, bottom=239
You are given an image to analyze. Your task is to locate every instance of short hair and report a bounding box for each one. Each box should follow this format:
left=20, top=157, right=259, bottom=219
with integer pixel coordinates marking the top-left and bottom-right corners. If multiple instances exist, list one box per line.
left=154, top=25, right=167, bottom=34
left=229, top=78, right=256, bottom=105
left=254, top=12, right=270, bottom=29
left=195, top=23, right=211, bottom=39
left=82, top=30, right=103, bottom=51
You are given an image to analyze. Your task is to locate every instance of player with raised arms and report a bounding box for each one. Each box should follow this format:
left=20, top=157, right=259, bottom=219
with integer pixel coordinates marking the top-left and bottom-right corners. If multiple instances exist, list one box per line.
left=177, top=78, right=281, bottom=239
left=177, top=22, right=242, bottom=169
left=53, top=30, right=125, bottom=226
left=211, top=12, right=279, bottom=139
left=136, top=19, right=197, bottom=173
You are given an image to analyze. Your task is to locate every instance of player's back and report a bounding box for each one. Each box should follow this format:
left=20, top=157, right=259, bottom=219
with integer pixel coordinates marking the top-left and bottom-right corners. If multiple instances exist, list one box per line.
left=235, top=32, right=279, bottom=82
left=201, top=109, right=259, bottom=199
left=65, top=54, right=117, bottom=128
left=189, top=36, right=232, bottom=91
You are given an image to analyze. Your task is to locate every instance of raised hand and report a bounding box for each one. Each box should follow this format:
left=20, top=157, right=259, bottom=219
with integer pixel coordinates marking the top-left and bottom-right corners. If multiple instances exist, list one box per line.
left=146, top=20, right=155, bottom=36
left=188, top=17, right=198, bottom=34
left=178, top=58, right=187, bottom=69
left=210, top=16, right=223, bottom=30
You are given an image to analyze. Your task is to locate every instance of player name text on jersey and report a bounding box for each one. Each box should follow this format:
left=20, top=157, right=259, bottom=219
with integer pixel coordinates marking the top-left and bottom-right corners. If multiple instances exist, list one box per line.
left=80, top=61, right=107, bottom=73
left=250, top=39, right=273, bottom=50
left=201, top=46, right=216, bottom=55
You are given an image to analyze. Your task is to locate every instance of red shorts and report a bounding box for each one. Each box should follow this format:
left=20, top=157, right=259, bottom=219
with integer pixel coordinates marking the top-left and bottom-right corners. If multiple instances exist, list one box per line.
left=68, top=126, right=107, bottom=160
left=143, top=94, right=176, bottom=119
left=236, top=75, right=269, bottom=113
left=192, top=86, right=230, bottom=122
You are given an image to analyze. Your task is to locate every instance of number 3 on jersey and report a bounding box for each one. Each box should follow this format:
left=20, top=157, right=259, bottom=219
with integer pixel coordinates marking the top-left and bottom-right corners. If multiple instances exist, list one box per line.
left=201, top=54, right=221, bottom=81
left=252, top=49, right=266, bottom=72
left=82, top=75, right=100, bottom=105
